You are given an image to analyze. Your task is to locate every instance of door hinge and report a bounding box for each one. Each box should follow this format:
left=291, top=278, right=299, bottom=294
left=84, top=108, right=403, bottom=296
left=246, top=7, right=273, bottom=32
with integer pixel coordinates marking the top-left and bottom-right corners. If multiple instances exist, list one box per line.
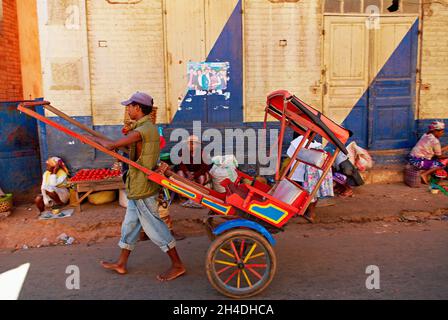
left=322, top=29, right=325, bottom=36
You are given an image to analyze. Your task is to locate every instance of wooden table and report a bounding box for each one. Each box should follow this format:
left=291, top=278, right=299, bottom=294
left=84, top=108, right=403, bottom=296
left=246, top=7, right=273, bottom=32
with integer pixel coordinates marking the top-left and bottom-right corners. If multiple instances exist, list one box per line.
left=70, top=177, right=125, bottom=212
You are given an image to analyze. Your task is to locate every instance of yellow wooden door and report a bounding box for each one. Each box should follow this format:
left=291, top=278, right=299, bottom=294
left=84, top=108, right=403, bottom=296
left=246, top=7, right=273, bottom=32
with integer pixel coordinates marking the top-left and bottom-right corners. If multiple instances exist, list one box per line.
left=371, top=17, right=416, bottom=80
left=323, top=16, right=370, bottom=144
left=164, top=0, right=206, bottom=121
left=164, top=0, right=240, bottom=123
left=323, top=15, right=418, bottom=148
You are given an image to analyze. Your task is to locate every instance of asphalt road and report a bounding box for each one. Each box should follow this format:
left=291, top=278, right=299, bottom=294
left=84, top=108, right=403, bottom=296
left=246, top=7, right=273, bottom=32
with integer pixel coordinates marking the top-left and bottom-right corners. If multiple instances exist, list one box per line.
left=1, top=220, right=448, bottom=300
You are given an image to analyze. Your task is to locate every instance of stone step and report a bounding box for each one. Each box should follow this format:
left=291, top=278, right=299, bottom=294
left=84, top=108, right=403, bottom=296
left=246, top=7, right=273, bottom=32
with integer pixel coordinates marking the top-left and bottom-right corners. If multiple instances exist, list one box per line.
left=361, top=165, right=405, bottom=185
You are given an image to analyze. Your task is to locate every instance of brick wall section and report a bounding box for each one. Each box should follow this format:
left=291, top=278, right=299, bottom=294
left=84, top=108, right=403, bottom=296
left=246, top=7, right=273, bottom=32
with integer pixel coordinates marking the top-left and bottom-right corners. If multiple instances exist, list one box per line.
left=419, top=2, right=448, bottom=119
left=86, top=0, right=167, bottom=126
left=0, top=0, right=23, bottom=101
left=244, top=0, right=322, bottom=122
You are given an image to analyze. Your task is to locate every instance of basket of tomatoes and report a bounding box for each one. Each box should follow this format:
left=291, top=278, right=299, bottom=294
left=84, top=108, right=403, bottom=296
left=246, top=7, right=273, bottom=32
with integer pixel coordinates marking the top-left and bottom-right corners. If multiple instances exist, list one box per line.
left=69, top=168, right=122, bottom=182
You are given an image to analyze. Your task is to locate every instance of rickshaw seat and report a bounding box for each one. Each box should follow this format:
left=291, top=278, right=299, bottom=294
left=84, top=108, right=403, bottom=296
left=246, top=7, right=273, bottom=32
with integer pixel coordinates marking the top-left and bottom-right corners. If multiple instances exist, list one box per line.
left=268, top=179, right=304, bottom=206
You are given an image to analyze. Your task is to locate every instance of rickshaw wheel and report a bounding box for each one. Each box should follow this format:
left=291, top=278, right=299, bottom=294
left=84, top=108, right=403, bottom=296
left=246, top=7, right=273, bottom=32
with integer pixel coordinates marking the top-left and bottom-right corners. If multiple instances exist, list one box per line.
left=205, top=229, right=276, bottom=299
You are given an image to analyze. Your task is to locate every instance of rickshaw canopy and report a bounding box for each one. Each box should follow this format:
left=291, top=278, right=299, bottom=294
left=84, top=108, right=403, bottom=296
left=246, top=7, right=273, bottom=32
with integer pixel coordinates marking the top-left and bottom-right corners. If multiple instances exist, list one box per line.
left=265, top=90, right=351, bottom=154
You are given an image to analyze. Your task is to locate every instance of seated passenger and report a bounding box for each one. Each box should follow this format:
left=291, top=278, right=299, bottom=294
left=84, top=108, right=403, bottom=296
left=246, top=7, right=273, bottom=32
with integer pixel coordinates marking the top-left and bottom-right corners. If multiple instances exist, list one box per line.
left=284, top=136, right=334, bottom=223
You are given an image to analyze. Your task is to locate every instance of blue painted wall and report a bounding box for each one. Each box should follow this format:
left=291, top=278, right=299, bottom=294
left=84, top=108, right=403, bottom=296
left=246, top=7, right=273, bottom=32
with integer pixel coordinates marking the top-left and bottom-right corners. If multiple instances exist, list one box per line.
left=0, top=100, right=42, bottom=195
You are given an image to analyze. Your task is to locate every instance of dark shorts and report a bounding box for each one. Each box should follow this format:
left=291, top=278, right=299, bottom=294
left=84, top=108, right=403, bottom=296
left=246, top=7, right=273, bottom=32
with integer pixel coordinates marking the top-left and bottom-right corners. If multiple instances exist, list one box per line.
left=408, top=156, right=444, bottom=170
left=338, top=159, right=364, bottom=186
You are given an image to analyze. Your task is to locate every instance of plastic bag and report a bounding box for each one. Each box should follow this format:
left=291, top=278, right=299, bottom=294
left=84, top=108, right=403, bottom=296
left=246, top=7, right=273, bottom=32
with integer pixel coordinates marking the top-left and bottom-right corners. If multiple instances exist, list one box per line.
left=346, top=142, right=373, bottom=172
left=210, top=155, right=238, bottom=193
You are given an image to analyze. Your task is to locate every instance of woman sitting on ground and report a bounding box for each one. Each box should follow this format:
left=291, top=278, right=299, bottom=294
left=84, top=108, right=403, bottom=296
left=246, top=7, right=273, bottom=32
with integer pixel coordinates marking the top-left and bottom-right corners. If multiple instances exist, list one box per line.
left=408, top=121, right=448, bottom=184
left=35, top=157, right=70, bottom=213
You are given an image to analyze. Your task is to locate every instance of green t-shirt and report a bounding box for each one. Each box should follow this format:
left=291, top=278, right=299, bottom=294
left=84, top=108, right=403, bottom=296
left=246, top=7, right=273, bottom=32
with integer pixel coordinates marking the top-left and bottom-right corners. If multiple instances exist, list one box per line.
left=125, top=115, right=160, bottom=199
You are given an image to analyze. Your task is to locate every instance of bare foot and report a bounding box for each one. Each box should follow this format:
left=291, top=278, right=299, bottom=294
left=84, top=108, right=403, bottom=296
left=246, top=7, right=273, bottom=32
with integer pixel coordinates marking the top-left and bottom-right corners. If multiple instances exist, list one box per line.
left=421, top=173, right=429, bottom=185
left=156, top=265, right=186, bottom=282
left=101, top=261, right=127, bottom=275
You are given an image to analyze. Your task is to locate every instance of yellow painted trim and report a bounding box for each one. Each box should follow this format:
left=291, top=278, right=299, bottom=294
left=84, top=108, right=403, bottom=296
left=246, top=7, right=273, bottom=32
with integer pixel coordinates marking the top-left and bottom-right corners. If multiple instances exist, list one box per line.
left=248, top=203, right=289, bottom=225
left=161, top=180, right=197, bottom=199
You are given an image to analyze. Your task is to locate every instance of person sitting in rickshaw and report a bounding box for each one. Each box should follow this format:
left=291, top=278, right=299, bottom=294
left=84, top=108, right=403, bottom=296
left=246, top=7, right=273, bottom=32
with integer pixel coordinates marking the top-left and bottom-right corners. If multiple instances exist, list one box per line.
left=283, top=135, right=334, bottom=223
left=35, top=157, right=70, bottom=213
left=175, top=135, right=212, bottom=208
left=408, top=121, right=448, bottom=184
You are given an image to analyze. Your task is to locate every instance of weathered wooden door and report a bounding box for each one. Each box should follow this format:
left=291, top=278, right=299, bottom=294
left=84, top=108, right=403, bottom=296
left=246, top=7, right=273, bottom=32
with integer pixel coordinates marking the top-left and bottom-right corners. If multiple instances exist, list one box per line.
left=323, top=16, right=370, bottom=147
left=323, top=15, right=418, bottom=149
left=165, top=0, right=242, bottom=125
left=165, top=0, right=206, bottom=123
left=369, top=17, right=418, bottom=149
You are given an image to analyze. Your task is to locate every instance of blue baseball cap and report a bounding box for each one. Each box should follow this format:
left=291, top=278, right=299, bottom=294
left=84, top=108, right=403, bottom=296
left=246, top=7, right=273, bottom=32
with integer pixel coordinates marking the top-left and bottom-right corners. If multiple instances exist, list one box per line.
left=121, top=91, right=153, bottom=107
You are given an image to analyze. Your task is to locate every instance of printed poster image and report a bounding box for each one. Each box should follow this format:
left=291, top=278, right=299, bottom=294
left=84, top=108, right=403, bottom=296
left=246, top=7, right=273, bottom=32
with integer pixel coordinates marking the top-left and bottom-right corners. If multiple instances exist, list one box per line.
left=187, top=62, right=230, bottom=96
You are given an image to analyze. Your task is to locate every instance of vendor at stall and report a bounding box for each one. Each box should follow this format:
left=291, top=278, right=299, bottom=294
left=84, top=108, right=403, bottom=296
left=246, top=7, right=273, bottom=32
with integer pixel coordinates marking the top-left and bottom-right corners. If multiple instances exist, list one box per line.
left=408, top=121, right=448, bottom=184
left=35, top=157, right=70, bottom=213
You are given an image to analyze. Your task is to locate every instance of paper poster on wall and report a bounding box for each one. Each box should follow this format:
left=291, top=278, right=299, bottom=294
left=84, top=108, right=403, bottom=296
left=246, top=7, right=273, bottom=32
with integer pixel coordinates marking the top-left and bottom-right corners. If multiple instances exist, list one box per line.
left=187, top=62, right=230, bottom=98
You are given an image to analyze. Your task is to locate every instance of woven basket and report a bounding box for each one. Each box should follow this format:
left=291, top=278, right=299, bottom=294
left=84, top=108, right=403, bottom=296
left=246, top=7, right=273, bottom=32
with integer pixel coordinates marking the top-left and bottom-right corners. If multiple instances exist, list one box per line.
left=0, top=194, right=13, bottom=213
left=404, top=164, right=422, bottom=188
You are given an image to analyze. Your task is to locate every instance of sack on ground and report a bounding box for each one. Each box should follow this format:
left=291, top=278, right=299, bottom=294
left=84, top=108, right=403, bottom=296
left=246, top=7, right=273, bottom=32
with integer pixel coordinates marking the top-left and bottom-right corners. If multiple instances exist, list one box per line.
left=210, top=155, right=238, bottom=193
left=346, top=141, right=373, bottom=172
left=88, top=190, right=116, bottom=205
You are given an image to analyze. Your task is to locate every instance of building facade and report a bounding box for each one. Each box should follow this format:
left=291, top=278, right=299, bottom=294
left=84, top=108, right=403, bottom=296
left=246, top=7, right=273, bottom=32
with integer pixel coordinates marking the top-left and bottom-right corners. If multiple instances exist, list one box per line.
left=2, top=0, right=448, bottom=171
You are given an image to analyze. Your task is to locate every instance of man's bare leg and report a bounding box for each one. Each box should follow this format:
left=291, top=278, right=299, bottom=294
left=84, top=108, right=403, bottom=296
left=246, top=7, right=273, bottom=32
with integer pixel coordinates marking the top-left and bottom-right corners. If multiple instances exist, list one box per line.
left=157, top=247, right=186, bottom=281
left=304, top=201, right=317, bottom=223
left=46, top=191, right=64, bottom=206
left=35, top=195, right=45, bottom=213
left=101, top=249, right=131, bottom=275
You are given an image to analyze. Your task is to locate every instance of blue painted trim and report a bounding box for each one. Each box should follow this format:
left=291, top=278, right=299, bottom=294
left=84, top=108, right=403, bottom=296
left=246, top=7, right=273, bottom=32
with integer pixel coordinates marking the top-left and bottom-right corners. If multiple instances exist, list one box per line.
left=201, top=198, right=229, bottom=214
left=212, top=219, right=276, bottom=246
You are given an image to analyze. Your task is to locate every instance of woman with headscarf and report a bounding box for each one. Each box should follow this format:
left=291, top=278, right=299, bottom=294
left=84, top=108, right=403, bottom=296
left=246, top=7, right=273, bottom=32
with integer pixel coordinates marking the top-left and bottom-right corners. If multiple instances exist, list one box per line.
left=35, top=157, right=70, bottom=212
left=408, top=121, right=448, bottom=184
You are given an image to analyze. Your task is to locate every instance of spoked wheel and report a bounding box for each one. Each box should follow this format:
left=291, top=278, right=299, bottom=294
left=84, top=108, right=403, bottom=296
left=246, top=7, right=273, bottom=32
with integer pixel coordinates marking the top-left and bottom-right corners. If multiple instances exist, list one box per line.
left=205, top=229, right=276, bottom=299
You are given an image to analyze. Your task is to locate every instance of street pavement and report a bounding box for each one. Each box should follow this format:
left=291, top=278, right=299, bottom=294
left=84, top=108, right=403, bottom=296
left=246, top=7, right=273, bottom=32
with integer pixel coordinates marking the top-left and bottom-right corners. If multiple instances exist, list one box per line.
left=1, top=220, right=447, bottom=300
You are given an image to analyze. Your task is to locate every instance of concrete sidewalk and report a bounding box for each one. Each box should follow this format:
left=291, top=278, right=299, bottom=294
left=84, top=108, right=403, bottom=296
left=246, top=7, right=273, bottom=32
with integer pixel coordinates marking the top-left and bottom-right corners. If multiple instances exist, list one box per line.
left=1, top=183, right=447, bottom=249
